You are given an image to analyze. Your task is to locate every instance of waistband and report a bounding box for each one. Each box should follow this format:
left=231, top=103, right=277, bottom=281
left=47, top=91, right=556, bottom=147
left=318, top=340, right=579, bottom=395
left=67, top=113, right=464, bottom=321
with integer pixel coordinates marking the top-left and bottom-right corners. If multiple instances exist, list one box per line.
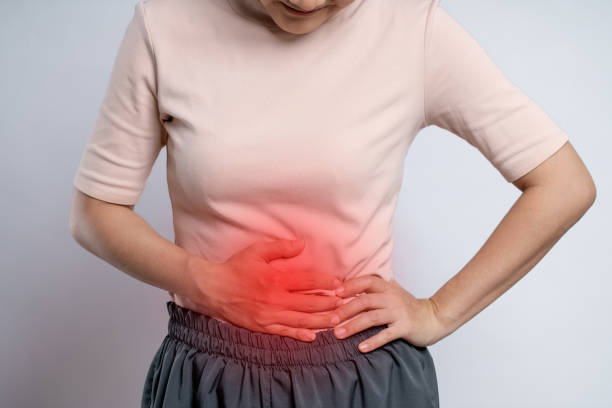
left=166, top=301, right=387, bottom=368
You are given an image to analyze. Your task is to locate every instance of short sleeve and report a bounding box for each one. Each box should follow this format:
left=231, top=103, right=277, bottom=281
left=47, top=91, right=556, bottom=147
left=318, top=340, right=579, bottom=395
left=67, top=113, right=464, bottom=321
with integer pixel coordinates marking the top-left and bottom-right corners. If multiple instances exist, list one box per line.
left=423, top=0, right=569, bottom=183
left=73, top=1, right=165, bottom=205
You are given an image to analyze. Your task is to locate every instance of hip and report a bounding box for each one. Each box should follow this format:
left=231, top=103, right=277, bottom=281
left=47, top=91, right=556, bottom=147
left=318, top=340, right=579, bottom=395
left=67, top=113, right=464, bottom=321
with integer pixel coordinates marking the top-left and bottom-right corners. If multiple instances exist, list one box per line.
left=141, top=301, right=439, bottom=408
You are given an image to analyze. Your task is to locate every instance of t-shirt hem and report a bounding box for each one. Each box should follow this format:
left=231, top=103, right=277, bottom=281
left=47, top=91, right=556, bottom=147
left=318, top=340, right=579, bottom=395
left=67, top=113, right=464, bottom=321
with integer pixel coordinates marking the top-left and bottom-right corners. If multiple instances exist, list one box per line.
left=73, top=175, right=140, bottom=206
left=503, top=132, right=569, bottom=183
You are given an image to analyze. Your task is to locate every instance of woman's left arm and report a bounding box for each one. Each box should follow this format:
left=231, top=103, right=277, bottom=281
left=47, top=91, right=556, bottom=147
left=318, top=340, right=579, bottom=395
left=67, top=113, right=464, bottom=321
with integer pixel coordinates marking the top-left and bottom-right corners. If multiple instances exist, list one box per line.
left=331, top=141, right=596, bottom=352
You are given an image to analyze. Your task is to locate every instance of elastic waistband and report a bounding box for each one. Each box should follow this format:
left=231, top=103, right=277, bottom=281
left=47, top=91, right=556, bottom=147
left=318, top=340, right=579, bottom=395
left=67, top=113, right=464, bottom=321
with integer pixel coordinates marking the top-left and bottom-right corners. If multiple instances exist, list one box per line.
left=165, top=301, right=387, bottom=368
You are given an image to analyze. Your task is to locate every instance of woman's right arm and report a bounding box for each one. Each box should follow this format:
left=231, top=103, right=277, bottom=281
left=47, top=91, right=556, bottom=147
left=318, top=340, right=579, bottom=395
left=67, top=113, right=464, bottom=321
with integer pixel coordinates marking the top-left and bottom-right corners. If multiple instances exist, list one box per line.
left=69, top=187, right=206, bottom=307
left=68, top=187, right=343, bottom=341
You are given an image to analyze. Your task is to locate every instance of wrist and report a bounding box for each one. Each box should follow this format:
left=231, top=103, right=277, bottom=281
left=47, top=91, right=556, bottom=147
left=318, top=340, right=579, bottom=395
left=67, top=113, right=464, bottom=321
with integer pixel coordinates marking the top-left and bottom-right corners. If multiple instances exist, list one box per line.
left=183, top=253, right=216, bottom=311
left=427, top=295, right=456, bottom=337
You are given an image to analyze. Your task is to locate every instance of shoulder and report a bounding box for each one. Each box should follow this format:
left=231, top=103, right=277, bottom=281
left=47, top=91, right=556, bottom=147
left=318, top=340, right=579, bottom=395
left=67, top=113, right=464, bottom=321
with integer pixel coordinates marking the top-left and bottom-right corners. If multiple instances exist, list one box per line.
left=136, top=0, right=224, bottom=42
left=377, top=0, right=442, bottom=38
left=139, top=0, right=199, bottom=16
left=385, top=0, right=440, bottom=26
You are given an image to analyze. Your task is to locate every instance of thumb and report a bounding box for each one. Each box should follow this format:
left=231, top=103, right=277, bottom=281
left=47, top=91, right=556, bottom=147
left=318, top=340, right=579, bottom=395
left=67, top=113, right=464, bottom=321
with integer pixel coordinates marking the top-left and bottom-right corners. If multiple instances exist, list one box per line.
left=256, top=237, right=305, bottom=263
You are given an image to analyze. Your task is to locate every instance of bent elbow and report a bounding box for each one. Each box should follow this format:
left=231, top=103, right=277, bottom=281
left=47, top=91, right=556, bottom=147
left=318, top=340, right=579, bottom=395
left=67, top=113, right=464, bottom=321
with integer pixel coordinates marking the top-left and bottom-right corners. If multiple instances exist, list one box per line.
left=570, top=173, right=597, bottom=215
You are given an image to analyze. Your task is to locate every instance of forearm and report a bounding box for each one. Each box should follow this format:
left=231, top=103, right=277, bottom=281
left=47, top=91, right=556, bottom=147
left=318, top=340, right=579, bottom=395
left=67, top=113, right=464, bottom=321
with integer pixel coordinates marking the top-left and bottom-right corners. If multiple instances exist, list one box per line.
left=428, top=182, right=594, bottom=338
left=70, top=197, right=207, bottom=302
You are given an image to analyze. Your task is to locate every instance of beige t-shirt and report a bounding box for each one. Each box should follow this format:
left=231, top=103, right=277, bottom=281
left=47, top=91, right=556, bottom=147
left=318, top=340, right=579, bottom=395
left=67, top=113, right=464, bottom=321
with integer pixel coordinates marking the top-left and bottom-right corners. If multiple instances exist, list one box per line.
left=73, top=0, right=569, bottom=330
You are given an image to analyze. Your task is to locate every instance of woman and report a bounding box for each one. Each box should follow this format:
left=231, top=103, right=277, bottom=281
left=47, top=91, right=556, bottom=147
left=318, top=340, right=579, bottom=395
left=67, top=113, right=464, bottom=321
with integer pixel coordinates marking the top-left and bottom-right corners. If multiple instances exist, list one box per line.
left=70, top=0, right=596, bottom=407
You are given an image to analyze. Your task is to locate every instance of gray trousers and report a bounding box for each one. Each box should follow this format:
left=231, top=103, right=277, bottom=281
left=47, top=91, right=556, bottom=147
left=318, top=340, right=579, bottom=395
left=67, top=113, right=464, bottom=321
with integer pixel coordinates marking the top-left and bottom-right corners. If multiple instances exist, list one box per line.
left=141, top=301, right=439, bottom=408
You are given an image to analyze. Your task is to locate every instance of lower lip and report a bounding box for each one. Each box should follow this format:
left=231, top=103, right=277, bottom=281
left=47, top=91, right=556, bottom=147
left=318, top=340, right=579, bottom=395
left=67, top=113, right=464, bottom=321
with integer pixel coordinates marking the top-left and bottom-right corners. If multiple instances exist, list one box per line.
left=281, top=3, right=325, bottom=16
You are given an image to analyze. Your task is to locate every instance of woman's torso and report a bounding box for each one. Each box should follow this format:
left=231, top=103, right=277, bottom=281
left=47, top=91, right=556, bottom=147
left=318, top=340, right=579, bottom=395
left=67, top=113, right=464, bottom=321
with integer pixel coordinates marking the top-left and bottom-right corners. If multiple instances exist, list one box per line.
left=142, top=0, right=431, bottom=332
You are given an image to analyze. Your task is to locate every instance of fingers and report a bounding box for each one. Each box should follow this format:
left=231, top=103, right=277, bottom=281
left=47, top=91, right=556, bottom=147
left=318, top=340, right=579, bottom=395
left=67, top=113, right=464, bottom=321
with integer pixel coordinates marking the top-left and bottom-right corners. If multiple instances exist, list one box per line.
left=278, top=293, right=344, bottom=313
left=333, top=293, right=387, bottom=328
left=284, top=270, right=342, bottom=291
left=248, top=239, right=343, bottom=292
left=263, top=324, right=317, bottom=342
left=334, top=308, right=393, bottom=340
left=252, top=238, right=305, bottom=262
left=334, top=274, right=388, bottom=297
left=356, top=326, right=400, bottom=353
left=255, top=268, right=341, bottom=294
left=261, top=310, right=340, bottom=329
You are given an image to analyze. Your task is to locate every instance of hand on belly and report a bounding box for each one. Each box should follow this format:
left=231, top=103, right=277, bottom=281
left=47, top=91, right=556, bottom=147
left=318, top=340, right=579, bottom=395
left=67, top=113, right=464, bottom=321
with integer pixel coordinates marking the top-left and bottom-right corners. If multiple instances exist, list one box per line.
left=175, top=237, right=345, bottom=342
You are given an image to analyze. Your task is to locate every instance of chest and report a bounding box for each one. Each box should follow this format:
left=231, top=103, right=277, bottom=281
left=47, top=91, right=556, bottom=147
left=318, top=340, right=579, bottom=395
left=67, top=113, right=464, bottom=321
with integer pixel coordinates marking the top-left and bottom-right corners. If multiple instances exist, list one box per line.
left=155, top=9, right=425, bottom=209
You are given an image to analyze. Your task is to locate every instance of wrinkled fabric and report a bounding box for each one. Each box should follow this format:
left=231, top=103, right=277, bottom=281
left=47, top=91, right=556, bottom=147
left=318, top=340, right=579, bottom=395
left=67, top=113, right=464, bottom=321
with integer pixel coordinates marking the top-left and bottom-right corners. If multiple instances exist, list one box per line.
left=73, top=0, right=570, bottom=318
left=141, top=301, right=439, bottom=408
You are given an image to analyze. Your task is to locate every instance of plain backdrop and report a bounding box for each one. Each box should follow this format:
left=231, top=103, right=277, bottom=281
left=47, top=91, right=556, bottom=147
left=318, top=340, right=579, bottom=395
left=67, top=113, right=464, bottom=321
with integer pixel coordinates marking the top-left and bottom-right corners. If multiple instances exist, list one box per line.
left=1, top=0, right=610, bottom=407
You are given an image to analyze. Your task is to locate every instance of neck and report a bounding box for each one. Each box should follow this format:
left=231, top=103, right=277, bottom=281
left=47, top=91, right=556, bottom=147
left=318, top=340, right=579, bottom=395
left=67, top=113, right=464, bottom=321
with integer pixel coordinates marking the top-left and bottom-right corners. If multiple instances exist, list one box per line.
left=226, top=0, right=283, bottom=30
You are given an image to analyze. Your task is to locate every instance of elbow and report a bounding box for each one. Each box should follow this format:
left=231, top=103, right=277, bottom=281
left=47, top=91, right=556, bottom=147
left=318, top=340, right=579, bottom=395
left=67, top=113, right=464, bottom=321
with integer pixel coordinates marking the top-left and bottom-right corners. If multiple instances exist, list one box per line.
left=566, top=173, right=597, bottom=217
left=69, top=187, right=91, bottom=244
left=69, top=205, right=84, bottom=244
left=580, top=175, right=597, bottom=211
left=560, top=142, right=597, bottom=212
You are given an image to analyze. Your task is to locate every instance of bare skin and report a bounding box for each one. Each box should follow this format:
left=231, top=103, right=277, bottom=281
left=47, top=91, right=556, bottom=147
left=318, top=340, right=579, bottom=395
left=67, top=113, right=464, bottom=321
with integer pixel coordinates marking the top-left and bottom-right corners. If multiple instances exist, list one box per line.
left=70, top=190, right=343, bottom=342
left=180, top=239, right=346, bottom=341
left=71, top=139, right=595, bottom=350
left=331, top=141, right=596, bottom=353
left=71, top=2, right=596, bottom=350
left=247, top=1, right=598, bottom=353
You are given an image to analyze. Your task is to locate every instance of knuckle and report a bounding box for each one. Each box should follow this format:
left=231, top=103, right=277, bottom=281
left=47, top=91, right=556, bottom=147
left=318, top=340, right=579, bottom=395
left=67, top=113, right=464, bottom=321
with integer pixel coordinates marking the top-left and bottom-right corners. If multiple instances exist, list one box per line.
left=368, top=310, right=382, bottom=324
left=380, top=329, right=391, bottom=342
left=276, top=326, right=290, bottom=336
left=305, top=300, right=317, bottom=312
left=384, top=330, right=395, bottom=341
left=328, top=297, right=339, bottom=308
left=253, top=310, right=270, bottom=327
left=339, top=301, right=352, bottom=315
left=342, top=325, right=354, bottom=336
left=355, top=296, right=368, bottom=309
left=387, top=330, right=398, bottom=343
left=336, top=305, right=348, bottom=318
left=252, top=313, right=264, bottom=327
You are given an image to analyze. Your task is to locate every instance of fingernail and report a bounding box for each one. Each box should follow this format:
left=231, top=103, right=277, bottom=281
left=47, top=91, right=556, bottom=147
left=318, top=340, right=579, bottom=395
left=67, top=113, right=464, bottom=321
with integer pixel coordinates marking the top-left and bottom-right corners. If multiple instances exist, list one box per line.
left=307, top=332, right=316, bottom=341
left=334, top=286, right=344, bottom=295
left=359, top=343, right=369, bottom=351
left=335, top=327, right=346, bottom=336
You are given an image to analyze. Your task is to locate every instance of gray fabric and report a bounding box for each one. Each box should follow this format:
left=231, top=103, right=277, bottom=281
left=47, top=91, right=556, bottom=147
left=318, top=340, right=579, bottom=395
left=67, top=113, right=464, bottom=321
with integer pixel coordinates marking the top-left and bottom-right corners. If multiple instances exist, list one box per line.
left=141, top=301, right=439, bottom=408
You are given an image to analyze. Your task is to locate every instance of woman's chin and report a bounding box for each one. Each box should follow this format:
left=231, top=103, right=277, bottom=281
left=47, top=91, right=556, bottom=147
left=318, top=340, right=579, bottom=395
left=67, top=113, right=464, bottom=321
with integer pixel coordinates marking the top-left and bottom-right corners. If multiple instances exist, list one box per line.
left=269, top=4, right=336, bottom=34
